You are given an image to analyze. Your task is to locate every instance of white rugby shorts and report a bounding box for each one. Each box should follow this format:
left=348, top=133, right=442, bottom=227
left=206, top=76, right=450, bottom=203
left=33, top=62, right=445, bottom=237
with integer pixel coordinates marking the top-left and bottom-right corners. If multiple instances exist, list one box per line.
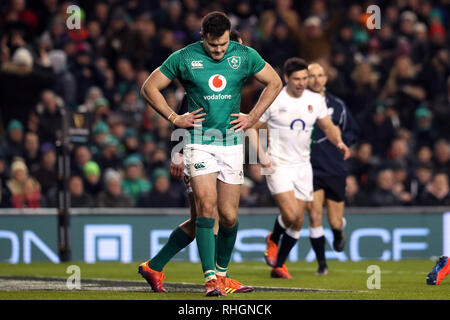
left=184, top=144, right=244, bottom=185
left=265, top=163, right=313, bottom=201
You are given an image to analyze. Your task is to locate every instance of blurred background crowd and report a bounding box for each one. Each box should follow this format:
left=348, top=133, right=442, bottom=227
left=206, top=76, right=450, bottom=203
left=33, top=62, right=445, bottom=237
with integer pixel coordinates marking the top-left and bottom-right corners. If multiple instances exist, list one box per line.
left=0, top=0, right=449, bottom=209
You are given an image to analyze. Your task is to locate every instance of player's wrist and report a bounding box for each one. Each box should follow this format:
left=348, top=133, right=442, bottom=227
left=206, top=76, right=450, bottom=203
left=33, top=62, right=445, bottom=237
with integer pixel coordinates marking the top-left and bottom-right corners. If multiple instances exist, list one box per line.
left=168, top=111, right=179, bottom=125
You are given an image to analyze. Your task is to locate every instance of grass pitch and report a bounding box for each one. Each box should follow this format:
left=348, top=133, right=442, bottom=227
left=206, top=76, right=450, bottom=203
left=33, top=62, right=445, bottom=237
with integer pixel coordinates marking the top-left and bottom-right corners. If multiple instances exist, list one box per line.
left=0, top=260, right=449, bottom=300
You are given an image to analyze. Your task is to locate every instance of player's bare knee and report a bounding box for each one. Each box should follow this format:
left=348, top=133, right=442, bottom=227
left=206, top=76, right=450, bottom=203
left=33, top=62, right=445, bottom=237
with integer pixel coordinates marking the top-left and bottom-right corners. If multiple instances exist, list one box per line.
left=282, top=210, right=297, bottom=226
left=219, top=214, right=237, bottom=228
left=308, top=211, right=322, bottom=227
left=197, top=199, right=216, bottom=217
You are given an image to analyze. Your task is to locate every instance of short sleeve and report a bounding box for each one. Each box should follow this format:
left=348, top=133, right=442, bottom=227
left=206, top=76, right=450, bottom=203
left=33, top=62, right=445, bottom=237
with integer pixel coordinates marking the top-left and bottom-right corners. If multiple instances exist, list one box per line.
left=317, top=96, right=328, bottom=119
left=159, top=50, right=181, bottom=80
left=247, top=47, right=266, bottom=76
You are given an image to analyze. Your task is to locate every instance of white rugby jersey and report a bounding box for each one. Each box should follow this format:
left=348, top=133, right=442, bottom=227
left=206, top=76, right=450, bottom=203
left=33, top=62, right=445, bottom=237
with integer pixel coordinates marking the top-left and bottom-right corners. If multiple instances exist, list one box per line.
left=259, top=87, right=328, bottom=166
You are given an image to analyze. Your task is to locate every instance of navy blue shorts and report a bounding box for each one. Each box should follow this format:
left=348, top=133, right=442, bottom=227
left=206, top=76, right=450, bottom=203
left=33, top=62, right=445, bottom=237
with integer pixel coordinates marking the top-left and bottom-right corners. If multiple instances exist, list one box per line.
left=313, top=175, right=346, bottom=202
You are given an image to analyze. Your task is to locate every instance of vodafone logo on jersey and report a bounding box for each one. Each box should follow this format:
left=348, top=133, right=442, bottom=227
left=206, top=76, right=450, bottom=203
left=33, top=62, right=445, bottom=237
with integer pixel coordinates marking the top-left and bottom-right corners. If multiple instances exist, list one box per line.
left=208, top=74, right=227, bottom=92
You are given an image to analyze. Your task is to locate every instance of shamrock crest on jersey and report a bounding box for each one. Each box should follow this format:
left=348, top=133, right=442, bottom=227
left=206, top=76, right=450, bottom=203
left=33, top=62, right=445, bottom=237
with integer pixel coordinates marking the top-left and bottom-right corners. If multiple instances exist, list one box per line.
left=227, top=56, right=241, bottom=69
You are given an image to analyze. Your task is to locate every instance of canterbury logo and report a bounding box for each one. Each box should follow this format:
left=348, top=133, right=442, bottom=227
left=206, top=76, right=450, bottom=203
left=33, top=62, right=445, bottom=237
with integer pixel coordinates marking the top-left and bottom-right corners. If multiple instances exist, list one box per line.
left=194, top=162, right=206, bottom=170
left=191, top=60, right=203, bottom=69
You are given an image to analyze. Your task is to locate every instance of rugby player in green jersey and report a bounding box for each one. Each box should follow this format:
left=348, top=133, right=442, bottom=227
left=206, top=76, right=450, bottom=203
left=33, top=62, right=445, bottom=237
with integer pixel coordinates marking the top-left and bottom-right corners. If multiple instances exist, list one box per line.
left=139, top=12, right=282, bottom=296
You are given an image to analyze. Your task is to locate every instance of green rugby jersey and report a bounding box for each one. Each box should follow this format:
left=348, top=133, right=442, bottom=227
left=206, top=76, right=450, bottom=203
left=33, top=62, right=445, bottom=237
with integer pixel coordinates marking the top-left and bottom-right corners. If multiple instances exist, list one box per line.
left=160, top=40, right=266, bottom=146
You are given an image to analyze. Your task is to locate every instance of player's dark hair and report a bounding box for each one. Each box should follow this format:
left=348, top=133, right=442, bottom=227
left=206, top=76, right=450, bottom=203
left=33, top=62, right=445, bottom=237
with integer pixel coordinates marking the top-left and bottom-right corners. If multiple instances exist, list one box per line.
left=201, top=11, right=231, bottom=39
left=283, top=57, right=308, bottom=77
left=230, top=29, right=242, bottom=42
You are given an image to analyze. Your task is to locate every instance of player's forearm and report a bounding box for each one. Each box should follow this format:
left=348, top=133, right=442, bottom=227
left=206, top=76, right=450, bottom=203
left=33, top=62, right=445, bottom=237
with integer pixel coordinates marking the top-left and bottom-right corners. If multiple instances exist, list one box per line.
left=324, top=125, right=344, bottom=147
left=141, top=82, right=178, bottom=121
left=248, top=79, right=282, bottom=125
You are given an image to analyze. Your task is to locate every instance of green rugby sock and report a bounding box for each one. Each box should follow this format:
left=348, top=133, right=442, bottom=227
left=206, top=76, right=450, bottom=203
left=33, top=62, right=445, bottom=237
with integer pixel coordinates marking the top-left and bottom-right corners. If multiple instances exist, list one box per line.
left=196, top=217, right=216, bottom=280
left=216, top=221, right=239, bottom=276
left=148, top=227, right=193, bottom=272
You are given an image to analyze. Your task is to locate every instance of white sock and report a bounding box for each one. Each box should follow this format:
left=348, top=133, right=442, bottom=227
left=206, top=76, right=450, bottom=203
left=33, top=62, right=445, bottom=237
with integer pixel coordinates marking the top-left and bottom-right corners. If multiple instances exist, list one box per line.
left=278, top=214, right=287, bottom=229
left=285, top=227, right=301, bottom=239
left=309, top=226, right=325, bottom=239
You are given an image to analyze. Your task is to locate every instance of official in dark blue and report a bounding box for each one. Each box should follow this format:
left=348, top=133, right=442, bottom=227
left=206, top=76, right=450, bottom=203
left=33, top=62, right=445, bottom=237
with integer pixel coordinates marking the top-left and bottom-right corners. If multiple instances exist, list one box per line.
left=306, top=63, right=359, bottom=275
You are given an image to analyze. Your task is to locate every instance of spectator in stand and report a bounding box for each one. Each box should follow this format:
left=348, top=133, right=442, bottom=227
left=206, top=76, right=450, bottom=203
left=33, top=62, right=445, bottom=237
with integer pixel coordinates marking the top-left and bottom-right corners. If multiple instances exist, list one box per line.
left=412, top=107, right=439, bottom=149
left=90, top=121, right=109, bottom=157
left=83, top=160, right=102, bottom=198
left=360, top=103, right=396, bottom=160
left=123, top=128, right=139, bottom=158
left=122, top=155, right=151, bottom=205
left=23, top=131, right=40, bottom=173
left=0, top=46, right=55, bottom=127
left=93, top=97, right=111, bottom=123
left=7, top=159, right=43, bottom=209
left=31, top=142, right=57, bottom=197
left=0, top=175, right=12, bottom=208
left=137, top=168, right=178, bottom=208
left=36, top=90, right=62, bottom=144
left=387, top=137, right=414, bottom=173
left=419, top=172, right=450, bottom=206
left=25, top=111, right=40, bottom=134
left=347, top=62, right=380, bottom=120
left=0, top=151, right=8, bottom=182
left=48, top=50, right=77, bottom=109
left=430, top=75, right=450, bottom=139
left=71, top=145, right=92, bottom=178
left=370, top=168, right=402, bottom=206
left=96, top=169, right=133, bottom=207
left=379, top=55, right=426, bottom=129
left=391, top=161, right=413, bottom=206
left=108, top=114, right=127, bottom=143
left=345, top=175, right=369, bottom=207
left=410, top=163, right=433, bottom=203
left=96, top=134, right=123, bottom=172
left=433, top=139, right=450, bottom=174
left=348, top=141, right=379, bottom=192
left=415, top=145, right=433, bottom=167
left=69, top=175, right=94, bottom=208
left=2, top=119, right=25, bottom=163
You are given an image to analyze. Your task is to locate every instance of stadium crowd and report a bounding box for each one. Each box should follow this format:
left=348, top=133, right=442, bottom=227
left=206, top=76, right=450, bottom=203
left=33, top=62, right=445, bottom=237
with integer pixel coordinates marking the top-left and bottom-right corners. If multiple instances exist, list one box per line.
left=0, top=0, right=449, bottom=209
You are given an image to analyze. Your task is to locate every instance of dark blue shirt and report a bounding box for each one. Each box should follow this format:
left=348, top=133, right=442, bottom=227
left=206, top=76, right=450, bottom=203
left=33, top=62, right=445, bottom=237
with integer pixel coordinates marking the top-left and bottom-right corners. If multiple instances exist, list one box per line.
left=311, top=92, right=359, bottom=176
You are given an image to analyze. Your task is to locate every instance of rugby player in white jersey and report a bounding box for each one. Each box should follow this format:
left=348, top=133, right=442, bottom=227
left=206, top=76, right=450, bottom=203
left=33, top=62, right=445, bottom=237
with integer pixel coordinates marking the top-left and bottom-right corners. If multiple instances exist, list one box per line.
left=249, top=57, right=350, bottom=278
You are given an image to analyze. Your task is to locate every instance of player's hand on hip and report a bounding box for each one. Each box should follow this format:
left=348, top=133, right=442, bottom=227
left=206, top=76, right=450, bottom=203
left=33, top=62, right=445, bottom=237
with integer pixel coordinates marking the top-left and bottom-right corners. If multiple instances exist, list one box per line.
left=174, top=108, right=206, bottom=128
left=230, top=113, right=253, bottom=133
left=170, top=152, right=184, bottom=180
left=337, top=142, right=351, bottom=160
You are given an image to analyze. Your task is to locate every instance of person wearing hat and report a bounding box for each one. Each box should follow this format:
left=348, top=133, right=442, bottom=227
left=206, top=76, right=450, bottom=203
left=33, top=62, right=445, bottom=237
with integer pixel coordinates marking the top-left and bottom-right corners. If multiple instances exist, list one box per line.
left=123, top=127, right=139, bottom=157
left=97, top=134, right=123, bottom=171
left=93, top=97, right=111, bottom=121
left=121, top=155, right=151, bottom=205
left=7, top=159, right=43, bottom=209
left=360, top=101, right=396, bottom=159
left=83, top=160, right=103, bottom=198
left=96, top=169, right=133, bottom=207
left=3, top=119, right=25, bottom=163
left=413, top=107, right=439, bottom=148
left=90, top=121, right=109, bottom=157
